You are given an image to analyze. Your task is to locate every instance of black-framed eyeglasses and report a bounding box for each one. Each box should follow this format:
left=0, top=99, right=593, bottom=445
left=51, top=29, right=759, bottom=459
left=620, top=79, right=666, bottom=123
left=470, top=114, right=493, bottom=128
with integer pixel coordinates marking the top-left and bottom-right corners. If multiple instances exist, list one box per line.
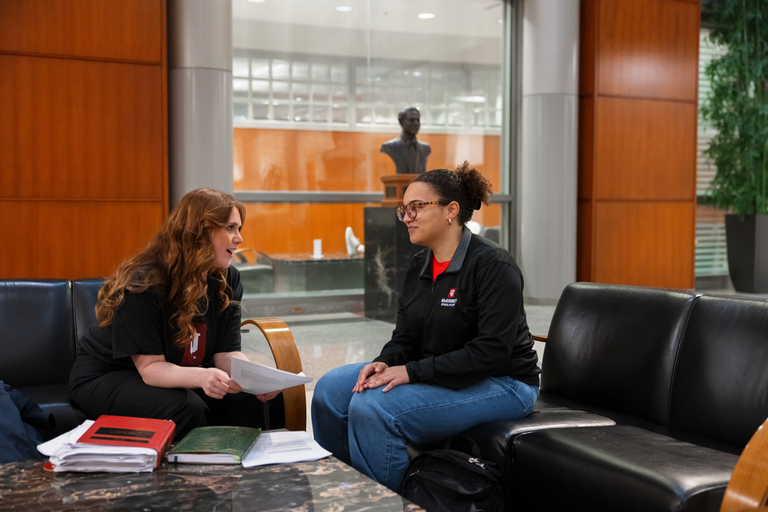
left=396, top=201, right=446, bottom=222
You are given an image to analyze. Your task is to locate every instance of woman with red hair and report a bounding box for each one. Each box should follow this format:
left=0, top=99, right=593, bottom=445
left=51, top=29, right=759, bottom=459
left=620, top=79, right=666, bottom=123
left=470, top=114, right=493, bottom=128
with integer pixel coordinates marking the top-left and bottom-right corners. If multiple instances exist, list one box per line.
left=70, top=188, right=278, bottom=438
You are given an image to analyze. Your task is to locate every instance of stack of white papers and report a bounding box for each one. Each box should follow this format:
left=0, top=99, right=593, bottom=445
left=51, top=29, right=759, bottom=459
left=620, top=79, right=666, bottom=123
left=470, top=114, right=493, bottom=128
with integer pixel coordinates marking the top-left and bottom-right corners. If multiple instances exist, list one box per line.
left=38, top=421, right=157, bottom=473
left=242, top=431, right=331, bottom=467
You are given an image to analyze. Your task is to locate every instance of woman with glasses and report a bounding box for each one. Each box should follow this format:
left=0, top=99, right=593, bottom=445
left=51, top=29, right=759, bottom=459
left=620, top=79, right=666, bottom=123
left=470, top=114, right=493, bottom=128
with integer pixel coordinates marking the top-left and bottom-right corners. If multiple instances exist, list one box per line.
left=312, top=162, right=540, bottom=492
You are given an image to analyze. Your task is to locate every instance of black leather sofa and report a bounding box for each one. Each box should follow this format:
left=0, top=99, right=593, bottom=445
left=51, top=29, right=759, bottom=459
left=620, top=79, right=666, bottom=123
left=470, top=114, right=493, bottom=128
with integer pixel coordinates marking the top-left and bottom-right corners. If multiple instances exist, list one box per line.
left=0, top=279, right=92, bottom=440
left=0, top=278, right=295, bottom=442
left=460, top=282, right=768, bottom=512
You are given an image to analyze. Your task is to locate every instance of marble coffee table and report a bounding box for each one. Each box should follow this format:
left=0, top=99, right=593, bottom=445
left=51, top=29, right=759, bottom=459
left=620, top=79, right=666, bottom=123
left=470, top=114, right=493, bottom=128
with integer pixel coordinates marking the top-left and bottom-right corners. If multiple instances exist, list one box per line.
left=0, top=456, right=423, bottom=511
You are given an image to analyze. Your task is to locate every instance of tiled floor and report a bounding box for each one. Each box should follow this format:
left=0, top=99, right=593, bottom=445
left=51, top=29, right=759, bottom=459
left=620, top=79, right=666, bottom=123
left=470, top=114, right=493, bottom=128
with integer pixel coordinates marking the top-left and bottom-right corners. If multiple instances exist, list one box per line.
left=241, top=305, right=557, bottom=438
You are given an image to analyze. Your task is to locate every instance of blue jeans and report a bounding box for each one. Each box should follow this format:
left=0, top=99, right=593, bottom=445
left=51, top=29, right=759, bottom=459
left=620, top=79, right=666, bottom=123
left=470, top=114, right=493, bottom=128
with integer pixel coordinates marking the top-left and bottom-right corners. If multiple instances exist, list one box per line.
left=311, top=362, right=539, bottom=492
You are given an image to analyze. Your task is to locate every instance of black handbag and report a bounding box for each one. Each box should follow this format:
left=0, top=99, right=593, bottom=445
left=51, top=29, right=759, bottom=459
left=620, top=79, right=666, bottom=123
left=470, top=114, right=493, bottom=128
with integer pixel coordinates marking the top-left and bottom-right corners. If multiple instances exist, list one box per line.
left=401, top=435, right=504, bottom=512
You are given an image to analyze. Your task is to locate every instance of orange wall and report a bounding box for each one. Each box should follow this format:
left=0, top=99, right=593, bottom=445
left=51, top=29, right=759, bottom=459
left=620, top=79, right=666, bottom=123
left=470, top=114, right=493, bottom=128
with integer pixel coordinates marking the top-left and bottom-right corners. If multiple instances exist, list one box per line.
left=234, top=128, right=501, bottom=255
left=578, top=0, right=698, bottom=288
left=0, top=0, right=168, bottom=279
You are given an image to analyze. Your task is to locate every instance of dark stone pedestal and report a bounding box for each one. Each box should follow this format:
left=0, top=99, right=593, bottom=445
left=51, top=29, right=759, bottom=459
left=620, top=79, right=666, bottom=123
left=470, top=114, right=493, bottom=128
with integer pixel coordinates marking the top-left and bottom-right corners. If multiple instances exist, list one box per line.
left=364, top=206, right=421, bottom=322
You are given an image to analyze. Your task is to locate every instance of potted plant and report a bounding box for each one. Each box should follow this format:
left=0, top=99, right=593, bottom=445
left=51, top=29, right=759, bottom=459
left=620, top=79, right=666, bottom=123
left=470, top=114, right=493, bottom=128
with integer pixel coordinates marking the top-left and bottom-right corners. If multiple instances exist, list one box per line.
left=701, top=0, right=768, bottom=292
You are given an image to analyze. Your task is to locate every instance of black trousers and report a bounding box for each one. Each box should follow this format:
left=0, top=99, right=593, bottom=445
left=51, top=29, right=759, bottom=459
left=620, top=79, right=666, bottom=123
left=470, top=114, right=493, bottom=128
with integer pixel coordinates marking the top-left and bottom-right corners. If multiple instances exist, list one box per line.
left=70, top=355, right=270, bottom=439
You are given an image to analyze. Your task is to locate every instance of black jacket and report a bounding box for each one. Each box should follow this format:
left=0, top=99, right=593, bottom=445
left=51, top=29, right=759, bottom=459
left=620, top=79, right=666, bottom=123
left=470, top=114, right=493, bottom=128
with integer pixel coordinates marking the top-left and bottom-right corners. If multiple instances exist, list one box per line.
left=374, top=228, right=540, bottom=390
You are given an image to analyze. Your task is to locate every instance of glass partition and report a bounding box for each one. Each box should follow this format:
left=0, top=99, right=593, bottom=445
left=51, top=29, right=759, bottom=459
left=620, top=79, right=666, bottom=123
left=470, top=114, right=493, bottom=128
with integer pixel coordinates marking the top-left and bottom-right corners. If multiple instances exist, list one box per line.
left=231, top=0, right=511, bottom=300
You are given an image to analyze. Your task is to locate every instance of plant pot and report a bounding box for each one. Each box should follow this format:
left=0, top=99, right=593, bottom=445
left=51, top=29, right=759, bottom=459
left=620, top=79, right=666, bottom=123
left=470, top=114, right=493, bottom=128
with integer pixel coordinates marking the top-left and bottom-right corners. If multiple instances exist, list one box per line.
left=725, top=214, right=768, bottom=293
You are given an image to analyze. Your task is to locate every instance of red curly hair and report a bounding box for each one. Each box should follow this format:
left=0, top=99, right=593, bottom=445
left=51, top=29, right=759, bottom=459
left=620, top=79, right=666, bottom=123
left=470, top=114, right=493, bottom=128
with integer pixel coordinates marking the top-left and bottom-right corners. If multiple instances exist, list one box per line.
left=96, top=188, right=246, bottom=347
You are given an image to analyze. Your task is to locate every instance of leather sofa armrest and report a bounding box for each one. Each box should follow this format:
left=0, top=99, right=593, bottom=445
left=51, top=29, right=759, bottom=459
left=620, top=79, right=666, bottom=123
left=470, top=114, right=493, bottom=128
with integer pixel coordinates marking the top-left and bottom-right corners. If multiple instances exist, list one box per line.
left=241, top=318, right=306, bottom=432
left=721, top=417, right=768, bottom=512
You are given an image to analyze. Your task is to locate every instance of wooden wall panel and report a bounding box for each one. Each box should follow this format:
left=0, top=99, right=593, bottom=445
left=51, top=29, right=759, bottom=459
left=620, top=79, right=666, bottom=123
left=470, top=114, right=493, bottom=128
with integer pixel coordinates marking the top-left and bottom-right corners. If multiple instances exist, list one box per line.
left=578, top=200, right=594, bottom=281
left=579, top=0, right=598, bottom=97
left=598, top=0, right=699, bottom=101
left=593, top=201, right=695, bottom=287
left=0, top=0, right=167, bottom=280
left=233, top=127, right=502, bottom=256
left=595, top=96, right=696, bottom=200
left=0, top=0, right=163, bottom=63
left=240, top=202, right=501, bottom=256
left=0, top=201, right=165, bottom=279
left=241, top=203, right=369, bottom=257
left=577, top=0, right=699, bottom=288
left=233, top=128, right=501, bottom=193
left=578, top=96, right=595, bottom=200
left=0, top=55, right=164, bottom=200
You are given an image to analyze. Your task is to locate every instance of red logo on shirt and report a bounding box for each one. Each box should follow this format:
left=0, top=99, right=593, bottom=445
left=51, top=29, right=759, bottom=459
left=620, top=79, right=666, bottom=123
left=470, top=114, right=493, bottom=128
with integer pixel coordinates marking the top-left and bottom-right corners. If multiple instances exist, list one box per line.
left=448, top=288, right=456, bottom=298
left=181, top=323, right=207, bottom=366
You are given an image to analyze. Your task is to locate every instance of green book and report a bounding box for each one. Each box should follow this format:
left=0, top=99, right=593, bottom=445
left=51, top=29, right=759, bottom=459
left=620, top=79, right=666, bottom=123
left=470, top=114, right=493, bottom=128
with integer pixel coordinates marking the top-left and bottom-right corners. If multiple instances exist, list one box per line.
left=167, top=426, right=261, bottom=464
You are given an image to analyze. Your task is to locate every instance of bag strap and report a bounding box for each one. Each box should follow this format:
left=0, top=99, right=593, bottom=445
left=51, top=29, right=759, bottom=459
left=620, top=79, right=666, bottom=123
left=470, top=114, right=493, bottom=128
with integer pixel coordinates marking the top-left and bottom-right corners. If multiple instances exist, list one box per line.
left=443, top=434, right=482, bottom=459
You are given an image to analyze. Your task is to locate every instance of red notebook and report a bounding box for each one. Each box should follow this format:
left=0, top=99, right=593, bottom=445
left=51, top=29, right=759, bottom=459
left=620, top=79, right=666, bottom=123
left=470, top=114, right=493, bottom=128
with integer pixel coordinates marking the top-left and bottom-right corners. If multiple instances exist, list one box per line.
left=77, top=415, right=176, bottom=468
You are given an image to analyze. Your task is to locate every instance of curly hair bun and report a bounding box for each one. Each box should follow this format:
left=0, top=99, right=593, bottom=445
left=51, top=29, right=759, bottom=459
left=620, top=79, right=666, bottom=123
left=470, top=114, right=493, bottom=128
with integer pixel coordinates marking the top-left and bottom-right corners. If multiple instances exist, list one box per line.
left=455, top=161, right=493, bottom=210
left=413, top=162, right=493, bottom=225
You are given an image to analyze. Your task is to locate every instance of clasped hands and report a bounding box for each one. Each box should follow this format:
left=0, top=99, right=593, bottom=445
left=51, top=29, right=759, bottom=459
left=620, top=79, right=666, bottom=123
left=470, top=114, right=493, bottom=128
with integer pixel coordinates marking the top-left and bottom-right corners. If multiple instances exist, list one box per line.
left=201, top=368, right=280, bottom=403
left=353, top=362, right=409, bottom=393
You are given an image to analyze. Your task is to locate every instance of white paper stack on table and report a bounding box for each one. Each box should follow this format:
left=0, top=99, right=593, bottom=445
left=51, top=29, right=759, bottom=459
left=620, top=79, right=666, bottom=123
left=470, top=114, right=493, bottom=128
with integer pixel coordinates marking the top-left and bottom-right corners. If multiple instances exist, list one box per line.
left=242, top=431, right=331, bottom=467
left=230, top=358, right=313, bottom=394
left=38, top=421, right=157, bottom=473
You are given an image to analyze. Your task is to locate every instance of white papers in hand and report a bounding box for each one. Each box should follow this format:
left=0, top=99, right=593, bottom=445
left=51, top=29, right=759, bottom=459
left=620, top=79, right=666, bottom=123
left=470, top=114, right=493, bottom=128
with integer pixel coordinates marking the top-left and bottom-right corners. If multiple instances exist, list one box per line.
left=242, top=431, right=331, bottom=467
left=231, top=358, right=312, bottom=395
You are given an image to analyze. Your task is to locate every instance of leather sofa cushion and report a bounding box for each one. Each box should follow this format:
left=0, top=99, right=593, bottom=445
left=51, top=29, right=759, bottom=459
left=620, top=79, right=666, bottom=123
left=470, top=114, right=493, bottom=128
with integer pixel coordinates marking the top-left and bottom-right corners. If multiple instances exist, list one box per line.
left=72, top=278, right=104, bottom=354
left=511, top=425, right=738, bottom=512
left=542, top=283, right=697, bottom=426
left=535, top=391, right=668, bottom=431
left=670, top=294, right=768, bottom=448
left=0, top=280, right=74, bottom=387
left=19, top=384, right=88, bottom=440
left=461, top=409, right=615, bottom=471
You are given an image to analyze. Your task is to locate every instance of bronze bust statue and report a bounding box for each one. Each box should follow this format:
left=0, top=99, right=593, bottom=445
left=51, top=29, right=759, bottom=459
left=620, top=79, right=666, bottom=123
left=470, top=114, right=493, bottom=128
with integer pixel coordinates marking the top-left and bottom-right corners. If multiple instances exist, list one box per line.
left=381, top=107, right=431, bottom=174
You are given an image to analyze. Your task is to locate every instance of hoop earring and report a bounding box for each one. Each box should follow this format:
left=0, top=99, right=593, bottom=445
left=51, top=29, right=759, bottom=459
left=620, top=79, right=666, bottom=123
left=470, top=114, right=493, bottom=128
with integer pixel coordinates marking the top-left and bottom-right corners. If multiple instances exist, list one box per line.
left=448, top=218, right=452, bottom=225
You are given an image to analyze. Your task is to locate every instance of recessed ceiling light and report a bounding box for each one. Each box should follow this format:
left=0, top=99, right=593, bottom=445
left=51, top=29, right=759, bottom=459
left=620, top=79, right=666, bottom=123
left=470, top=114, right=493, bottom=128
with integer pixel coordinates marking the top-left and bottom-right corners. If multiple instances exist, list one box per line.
left=336, top=5, right=353, bottom=12
left=247, top=0, right=266, bottom=3
left=418, top=12, right=435, bottom=19
left=498, top=19, right=503, bottom=24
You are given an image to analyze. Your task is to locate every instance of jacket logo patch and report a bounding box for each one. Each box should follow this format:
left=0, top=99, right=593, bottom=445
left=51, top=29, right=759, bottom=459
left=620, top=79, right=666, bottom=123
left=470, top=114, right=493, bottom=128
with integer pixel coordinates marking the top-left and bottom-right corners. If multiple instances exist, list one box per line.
left=441, top=289, right=457, bottom=307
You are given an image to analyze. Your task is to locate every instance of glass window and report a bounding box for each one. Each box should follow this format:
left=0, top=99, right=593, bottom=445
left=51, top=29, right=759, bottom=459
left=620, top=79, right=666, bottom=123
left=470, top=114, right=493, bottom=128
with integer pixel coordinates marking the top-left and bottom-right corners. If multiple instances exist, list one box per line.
left=231, top=0, right=510, bottom=299
left=232, top=78, right=249, bottom=99
left=233, top=57, right=249, bottom=78
left=695, top=27, right=729, bottom=280
left=272, top=60, right=290, bottom=80
left=233, top=102, right=248, bottom=119
left=251, top=80, right=269, bottom=100
left=252, top=59, right=270, bottom=79
left=292, top=62, right=309, bottom=81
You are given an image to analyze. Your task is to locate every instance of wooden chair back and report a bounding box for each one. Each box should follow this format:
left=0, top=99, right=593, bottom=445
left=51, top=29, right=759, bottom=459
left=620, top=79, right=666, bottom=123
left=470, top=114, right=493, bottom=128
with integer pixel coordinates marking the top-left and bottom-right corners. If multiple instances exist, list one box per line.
left=241, top=318, right=306, bottom=432
left=721, top=417, right=768, bottom=512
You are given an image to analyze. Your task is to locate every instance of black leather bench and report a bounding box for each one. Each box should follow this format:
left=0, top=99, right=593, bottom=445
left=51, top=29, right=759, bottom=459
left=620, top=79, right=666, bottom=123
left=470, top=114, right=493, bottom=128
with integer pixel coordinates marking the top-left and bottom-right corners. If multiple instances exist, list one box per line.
left=1, top=280, right=87, bottom=440
left=0, top=278, right=303, bottom=442
left=458, top=283, right=768, bottom=512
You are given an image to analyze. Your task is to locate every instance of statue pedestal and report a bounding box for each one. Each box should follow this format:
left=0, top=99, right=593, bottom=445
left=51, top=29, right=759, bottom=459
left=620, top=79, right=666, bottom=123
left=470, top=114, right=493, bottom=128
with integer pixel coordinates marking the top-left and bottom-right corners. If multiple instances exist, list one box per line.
left=363, top=206, right=420, bottom=322
left=381, top=174, right=420, bottom=207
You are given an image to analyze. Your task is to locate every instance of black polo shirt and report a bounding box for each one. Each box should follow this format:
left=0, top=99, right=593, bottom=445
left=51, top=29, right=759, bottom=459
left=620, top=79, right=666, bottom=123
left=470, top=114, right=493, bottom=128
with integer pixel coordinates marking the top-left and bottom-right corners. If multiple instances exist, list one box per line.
left=374, top=228, right=540, bottom=390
